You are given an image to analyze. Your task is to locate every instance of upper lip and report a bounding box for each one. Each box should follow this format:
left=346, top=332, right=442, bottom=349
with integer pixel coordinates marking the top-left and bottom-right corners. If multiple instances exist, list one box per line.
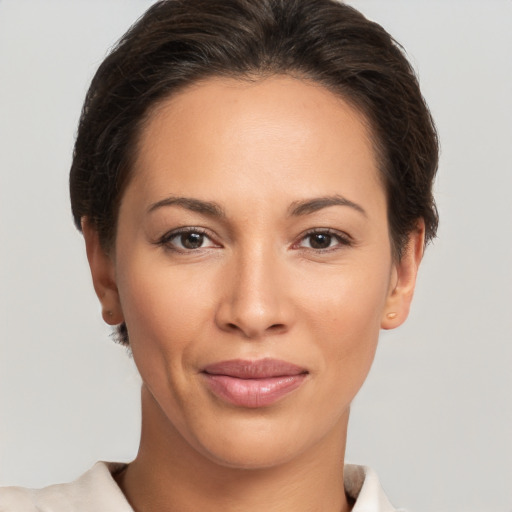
left=202, top=358, right=308, bottom=379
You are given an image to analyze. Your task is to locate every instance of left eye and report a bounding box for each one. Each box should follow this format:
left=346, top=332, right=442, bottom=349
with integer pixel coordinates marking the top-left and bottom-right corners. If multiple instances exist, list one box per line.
left=176, top=232, right=207, bottom=249
left=298, top=231, right=349, bottom=250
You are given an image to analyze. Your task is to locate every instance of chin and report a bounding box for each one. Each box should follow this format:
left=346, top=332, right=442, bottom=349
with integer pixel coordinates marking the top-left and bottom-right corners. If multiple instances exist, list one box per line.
left=202, top=436, right=304, bottom=470
left=187, top=409, right=345, bottom=471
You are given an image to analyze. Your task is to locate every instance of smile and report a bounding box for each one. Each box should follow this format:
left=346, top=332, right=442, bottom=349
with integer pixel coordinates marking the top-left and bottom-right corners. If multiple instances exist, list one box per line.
left=201, top=358, right=308, bottom=408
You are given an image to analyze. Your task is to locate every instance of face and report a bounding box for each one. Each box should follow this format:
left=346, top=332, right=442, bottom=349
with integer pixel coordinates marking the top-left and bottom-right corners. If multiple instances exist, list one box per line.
left=86, top=76, right=422, bottom=469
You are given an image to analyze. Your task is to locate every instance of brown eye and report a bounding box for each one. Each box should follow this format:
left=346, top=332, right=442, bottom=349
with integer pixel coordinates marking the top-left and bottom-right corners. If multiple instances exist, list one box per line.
left=158, top=228, right=219, bottom=252
left=296, top=230, right=352, bottom=251
left=308, top=233, right=332, bottom=249
left=181, top=232, right=204, bottom=249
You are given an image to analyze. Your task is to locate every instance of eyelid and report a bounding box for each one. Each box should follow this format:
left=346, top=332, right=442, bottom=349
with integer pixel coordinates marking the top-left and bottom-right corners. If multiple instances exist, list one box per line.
left=291, top=228, right=354, bottom=251
left=156, top=226, right=221, bottom=252
left=154, top=226, right=353, bottom=253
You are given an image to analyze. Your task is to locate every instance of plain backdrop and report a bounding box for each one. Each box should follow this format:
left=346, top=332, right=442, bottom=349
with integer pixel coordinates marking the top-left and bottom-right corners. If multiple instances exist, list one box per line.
left=1, top=1, right=511, bottom=511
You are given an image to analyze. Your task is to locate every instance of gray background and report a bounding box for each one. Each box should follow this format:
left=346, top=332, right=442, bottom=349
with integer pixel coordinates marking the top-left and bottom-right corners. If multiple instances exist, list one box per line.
left=1, top=1, right=511, bottom=511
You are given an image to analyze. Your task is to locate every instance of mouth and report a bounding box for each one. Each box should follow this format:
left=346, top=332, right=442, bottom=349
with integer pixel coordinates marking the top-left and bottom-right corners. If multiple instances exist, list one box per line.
left=201, top=358, right=308, bottom=408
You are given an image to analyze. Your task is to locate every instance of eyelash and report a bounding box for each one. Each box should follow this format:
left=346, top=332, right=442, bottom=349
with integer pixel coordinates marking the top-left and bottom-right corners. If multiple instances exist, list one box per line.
left=294, top=228, right=354, bottom=252
left=156, top=227, right=218, bottom=252
left=156, top=227, right=353, bottom=253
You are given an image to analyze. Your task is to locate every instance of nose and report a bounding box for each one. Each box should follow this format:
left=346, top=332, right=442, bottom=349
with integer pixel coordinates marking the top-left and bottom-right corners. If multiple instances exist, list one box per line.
left=214, top=246, right=294, bottom=339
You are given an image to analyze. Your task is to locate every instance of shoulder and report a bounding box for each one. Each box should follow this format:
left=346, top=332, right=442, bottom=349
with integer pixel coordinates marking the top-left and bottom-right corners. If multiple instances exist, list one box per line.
left=345, top=464, right=406, bottom=512
left=0, top=462, right=132, bottom=512
left=0, top=486, right=37, bottom=512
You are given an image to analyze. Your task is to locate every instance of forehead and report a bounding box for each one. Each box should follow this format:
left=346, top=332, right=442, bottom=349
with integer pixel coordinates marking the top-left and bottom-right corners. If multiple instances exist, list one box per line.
left=129, top=75, right=384, bottom=212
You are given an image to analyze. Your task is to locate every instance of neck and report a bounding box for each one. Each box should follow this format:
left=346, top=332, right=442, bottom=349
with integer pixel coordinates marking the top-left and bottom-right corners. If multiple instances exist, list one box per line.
left=116, top=386, right=352, bottom=512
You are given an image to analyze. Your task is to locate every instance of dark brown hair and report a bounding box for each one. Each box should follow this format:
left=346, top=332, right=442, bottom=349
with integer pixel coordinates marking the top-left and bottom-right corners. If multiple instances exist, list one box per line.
left=70, top=0, right=439, bottom=344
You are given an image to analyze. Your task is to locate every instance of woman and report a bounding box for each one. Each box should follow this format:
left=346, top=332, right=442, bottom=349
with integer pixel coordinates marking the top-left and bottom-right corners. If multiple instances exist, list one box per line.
left=1, top=0, right=438, bottom=510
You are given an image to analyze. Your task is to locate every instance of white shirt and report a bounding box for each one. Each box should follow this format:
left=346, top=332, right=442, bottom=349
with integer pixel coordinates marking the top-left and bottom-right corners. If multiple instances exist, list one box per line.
left=0, top=462, right=400, bottom=511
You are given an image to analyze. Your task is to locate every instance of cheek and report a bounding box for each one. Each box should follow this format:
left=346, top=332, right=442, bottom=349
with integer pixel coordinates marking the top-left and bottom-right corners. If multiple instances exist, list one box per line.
left=297, top=257, right=391, bottom=378
left=117, top=259, right=211, bottom=350
left=300, top=258, right=390, bottom=331
left=115, top=257, right=219, bottom=421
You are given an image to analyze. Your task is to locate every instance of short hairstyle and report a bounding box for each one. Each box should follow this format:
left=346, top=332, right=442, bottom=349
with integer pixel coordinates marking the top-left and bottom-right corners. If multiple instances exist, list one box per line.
left=70, top=0, right=439, bottom=345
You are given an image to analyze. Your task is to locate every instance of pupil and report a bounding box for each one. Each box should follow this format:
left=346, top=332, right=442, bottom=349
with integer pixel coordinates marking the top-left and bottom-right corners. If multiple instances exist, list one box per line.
left=182, top=232, right=203, bottom=249
left=310, top=233, right=331, bottom=249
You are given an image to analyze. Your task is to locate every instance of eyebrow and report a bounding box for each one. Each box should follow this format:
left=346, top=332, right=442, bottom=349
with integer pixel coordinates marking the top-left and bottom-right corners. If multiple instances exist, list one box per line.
left=148, top=194, right=366, bottom=219
left=288, top=195, right=367, bottom=217
left=147, top=196, right=226, bottom=218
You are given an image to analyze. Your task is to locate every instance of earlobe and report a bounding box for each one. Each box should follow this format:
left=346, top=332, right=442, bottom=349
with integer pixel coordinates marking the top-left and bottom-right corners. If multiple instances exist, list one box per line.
left=81, top=218, right=124, bottom=326
left=381, top=220, right=425, bottom=330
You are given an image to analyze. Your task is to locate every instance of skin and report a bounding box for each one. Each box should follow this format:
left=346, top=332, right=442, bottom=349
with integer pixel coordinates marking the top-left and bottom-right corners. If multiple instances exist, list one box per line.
left=84, top=76, right=424, bottom=512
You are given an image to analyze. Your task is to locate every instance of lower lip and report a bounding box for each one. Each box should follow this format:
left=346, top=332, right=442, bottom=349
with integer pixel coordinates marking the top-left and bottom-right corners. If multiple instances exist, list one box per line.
left=202, top=373, right=307, bottom=408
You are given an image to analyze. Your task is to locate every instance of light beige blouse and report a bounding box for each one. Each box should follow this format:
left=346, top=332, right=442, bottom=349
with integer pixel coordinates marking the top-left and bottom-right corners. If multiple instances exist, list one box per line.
left=0, top=462, right=401, bottom=511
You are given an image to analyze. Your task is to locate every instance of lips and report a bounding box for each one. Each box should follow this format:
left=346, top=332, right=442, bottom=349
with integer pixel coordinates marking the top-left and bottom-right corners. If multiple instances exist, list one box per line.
left=201, top=358, right=308, bottom=408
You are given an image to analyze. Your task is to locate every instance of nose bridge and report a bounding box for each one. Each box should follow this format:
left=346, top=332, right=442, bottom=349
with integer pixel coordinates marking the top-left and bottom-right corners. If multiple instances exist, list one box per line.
left=216, top=239, right=290, bottom=338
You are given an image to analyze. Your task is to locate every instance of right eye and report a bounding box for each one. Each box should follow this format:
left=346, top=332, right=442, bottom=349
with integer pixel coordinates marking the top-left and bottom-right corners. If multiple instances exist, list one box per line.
left=158, top=228, right=220, bottom=252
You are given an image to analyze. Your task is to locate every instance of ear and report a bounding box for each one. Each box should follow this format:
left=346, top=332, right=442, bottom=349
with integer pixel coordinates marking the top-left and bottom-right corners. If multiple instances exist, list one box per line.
left=82, top=218, right=124, bottom=326
left=381, top=219, right=425, bottom=330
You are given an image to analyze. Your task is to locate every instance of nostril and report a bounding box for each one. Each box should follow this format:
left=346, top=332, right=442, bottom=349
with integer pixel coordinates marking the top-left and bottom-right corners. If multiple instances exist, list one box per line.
left=267, top=323, right=286, bottom=334
left=223, top=322, right=287, bottom=337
